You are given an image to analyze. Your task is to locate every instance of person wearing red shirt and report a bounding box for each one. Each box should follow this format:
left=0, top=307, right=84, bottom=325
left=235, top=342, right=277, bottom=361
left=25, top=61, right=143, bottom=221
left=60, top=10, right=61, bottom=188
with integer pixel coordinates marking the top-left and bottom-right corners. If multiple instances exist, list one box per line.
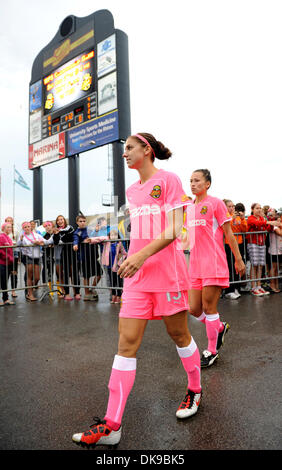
left=247, top=203, right=272, bottom=296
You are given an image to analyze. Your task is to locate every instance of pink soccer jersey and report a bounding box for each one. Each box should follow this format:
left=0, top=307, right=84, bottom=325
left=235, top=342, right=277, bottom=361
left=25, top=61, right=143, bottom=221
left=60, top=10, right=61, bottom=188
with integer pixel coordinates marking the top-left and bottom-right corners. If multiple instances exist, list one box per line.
left=124, top=169, right=189, bottom=292
left=185, top=195, right=232, bottom=279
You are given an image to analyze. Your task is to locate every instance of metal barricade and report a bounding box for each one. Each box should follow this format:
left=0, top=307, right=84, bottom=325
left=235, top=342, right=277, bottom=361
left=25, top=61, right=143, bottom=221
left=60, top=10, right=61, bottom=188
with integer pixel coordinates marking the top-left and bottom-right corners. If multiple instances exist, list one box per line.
left=225, top=230, right=282, bottom=288
left=1, top=231, right=280, bottom=302
left=0, top=238, right=130, bottom=302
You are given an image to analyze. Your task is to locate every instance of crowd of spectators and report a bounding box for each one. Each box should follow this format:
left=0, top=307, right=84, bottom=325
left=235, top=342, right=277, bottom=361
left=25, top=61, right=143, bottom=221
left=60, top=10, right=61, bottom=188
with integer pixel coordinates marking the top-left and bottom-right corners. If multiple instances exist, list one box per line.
left=222, top=201, right=282, bottom=298
left=0, top=202, right=281, bottom=306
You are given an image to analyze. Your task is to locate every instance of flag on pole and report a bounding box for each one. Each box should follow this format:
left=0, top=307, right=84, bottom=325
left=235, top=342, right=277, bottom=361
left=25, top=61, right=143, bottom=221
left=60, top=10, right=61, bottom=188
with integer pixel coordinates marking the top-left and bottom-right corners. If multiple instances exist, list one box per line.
left=14, top=168, right=30, bottom=191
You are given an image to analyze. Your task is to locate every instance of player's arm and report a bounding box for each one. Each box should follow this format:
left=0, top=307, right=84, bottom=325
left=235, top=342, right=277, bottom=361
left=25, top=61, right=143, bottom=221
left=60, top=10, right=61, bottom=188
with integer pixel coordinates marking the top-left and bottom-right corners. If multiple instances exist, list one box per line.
left=222, top=221, right=245, bottom=277
left=118, top=207, right=183, bottom=278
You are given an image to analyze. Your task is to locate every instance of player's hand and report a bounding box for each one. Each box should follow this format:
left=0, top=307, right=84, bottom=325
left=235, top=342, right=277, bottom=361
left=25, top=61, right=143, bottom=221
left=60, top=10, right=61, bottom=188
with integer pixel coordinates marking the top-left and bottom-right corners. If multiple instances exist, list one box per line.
left=118, top=252, right=146, bottom=278
left=235, top=258, right=245, bottom=277
left=73, top=245, right=78, bottom=251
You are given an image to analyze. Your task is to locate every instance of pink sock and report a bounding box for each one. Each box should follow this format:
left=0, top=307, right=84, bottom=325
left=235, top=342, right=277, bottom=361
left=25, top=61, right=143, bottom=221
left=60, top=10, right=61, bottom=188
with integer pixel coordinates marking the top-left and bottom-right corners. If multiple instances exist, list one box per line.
left=104, top=355, right=136, bottom=430
left=205, top=314, right=221, bottom=354
left=176, top=338, right=201, bottom=393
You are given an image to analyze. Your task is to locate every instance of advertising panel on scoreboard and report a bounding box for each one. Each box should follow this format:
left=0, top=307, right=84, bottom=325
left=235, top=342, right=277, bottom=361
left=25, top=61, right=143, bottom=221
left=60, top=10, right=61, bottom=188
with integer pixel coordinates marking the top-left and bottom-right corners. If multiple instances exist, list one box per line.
left=67, top=110, right=119, bottom=156
left=29, top=80, right=42, bottom=114
left=98, top=71, right=117, bottom=116
left=29, top=133, right=65, bottom=169
left=43, top=49, right=95, bottom=115
left=97, top=34, right=116, bottom=78
left=29, top=111, right=42, bottom=144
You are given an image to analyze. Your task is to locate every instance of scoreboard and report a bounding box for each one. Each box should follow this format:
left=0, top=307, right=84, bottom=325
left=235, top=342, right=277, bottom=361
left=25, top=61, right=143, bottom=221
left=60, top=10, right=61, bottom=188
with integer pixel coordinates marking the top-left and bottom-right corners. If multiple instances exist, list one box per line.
left=41, top=49, right=97, bottom=139
left=28, top=19, right=125, bottom=169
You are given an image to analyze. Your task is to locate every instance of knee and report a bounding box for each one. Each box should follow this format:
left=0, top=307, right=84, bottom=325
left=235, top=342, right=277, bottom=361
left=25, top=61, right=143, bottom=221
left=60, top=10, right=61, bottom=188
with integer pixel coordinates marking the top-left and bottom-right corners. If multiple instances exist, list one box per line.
left=118, top=332, right=140, bottom=358
left=166, top=325, right=190, bottom=348
left=189, top=305, right=202, bottom=317
left=202, top=302, right=214, bottom=315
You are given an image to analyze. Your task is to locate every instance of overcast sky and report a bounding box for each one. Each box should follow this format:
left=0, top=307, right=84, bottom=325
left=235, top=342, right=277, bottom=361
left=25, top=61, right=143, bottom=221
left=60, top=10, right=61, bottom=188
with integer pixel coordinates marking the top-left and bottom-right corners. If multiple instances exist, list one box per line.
left=1, top=0, right=281, bottom=229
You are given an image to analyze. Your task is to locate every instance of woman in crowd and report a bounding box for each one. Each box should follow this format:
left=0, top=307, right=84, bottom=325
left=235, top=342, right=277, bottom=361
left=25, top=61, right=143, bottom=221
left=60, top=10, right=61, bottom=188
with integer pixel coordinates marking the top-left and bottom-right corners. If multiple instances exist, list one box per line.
left=247, top=203, right=272, bottom=296
left=72, top=132, right=202, bottom=448
left=0, top=222, right=15, bottom=305
left=223, top=200, right=248, bottom=299
left=18, top=221, right=52, bottom=301
left=53, top=215, right=80, bottom=300
left=4, top=216, right=19, bottom=298
left=185, top=170, right=245, bottom=368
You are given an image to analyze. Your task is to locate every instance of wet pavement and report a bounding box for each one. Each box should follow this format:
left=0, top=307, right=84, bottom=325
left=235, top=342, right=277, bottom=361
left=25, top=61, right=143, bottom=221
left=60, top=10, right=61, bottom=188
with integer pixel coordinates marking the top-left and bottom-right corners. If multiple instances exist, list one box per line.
left=0, top=288, right=281, bottom=451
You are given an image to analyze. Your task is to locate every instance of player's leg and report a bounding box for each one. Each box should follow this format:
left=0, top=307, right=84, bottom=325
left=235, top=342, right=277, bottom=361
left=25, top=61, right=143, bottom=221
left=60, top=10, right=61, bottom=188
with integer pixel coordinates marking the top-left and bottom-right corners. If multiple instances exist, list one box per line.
left=188, top=286, right=206, bottom=323
left=72, top=317, right=148, bottom=447
left=163, top=310, right=202, bottom=418
left=201, top=285, right=228, bottom=367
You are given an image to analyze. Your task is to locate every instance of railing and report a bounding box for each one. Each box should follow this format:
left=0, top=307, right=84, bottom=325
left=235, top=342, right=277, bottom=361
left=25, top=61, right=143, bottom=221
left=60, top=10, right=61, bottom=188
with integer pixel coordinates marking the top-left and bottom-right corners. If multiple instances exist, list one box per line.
left=224, top=230, right=281, bottom=286
left=0, top=238, right=130, bottom=302
left=0, top=231, right=281, bottom=302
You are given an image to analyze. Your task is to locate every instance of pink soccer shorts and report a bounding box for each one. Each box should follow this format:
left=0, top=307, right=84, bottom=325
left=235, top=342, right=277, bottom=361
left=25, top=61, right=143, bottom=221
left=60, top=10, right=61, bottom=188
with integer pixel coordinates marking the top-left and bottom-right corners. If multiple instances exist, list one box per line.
left=189, top=277, right=229, bottom=290
left=119, top=290, right=189, bottom=320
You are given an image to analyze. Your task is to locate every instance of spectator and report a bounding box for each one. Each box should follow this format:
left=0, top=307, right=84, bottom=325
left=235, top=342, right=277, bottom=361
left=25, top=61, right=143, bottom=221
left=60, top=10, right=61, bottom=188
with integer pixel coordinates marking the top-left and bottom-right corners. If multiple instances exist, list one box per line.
left=5, top=216, right=19, bottom=298
left=262, top=206, right=270, bottom=219
left=89, top=216, right=111, bottom=299
left=73, top=215, right=102, bottom=301
left=223, top=200, right=248, bottom=299
left=30, top=220, right=41, bottom=234
left=266, top=209, right=282, bottom=293
left=89, top=228, right=127, bottom=303
left=53, top=215, right=80, bottom=301
left=0, top=222, right=15, bottom=305
left=42, top=221, right=55, bottom=293
left=223, top=200, right=241, bottom=299
left=247, top=203, right=272, bottom=296
left=118, top=207, right=131, bottom=250
left=18, top=221, right=52, bottom=302
left=94, top=217, right=110, bottom=237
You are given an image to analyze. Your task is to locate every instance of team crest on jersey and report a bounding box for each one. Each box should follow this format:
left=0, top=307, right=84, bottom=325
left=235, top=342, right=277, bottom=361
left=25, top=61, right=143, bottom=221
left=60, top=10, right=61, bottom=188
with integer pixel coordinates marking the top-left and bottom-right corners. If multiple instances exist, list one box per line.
left=150, top=185, right=161, bottom=199
left=200, top=206, right=208, bottom=215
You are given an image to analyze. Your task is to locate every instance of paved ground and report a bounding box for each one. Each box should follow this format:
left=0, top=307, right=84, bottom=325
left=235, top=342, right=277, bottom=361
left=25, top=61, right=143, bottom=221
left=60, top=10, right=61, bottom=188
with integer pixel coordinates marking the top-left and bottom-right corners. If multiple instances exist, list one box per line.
left=0, top=288, right=281, bottom=451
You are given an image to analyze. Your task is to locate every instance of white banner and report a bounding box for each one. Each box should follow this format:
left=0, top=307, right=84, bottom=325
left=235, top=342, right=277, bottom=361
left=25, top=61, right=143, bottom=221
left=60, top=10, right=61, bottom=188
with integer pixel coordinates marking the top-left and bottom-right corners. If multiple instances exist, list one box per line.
left=29, top=133, right=65, bottom=168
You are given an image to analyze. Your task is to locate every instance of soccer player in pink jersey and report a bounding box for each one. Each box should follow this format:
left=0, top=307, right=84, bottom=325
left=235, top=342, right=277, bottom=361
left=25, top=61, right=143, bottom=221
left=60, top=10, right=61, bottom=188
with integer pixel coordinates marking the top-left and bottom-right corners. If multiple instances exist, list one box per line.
left=72, top=133, right=202, bottom=448
left=185, top=169, right=245, bottom=368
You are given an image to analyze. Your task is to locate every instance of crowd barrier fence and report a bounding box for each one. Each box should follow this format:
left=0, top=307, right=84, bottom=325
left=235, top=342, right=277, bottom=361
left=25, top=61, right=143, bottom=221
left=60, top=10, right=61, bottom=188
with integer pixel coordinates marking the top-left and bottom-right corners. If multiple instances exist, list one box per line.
left=0, top=231, right=281, bottom=302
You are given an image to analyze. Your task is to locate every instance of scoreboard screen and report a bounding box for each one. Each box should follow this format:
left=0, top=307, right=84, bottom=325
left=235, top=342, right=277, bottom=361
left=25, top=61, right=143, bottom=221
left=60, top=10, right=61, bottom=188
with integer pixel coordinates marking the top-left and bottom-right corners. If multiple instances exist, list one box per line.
left=43, top=50, right=95, bottom=115
left=40, top=49, right=97, bottom=140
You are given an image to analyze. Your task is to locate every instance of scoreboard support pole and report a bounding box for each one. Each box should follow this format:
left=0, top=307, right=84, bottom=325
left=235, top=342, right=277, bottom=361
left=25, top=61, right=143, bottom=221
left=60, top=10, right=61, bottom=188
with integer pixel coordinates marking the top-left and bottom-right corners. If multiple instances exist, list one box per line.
left=33, top=167, right=43, bottom=224
left=68, top=154, right=80, bottom=227
left=112, top=141, right=126, bottom=214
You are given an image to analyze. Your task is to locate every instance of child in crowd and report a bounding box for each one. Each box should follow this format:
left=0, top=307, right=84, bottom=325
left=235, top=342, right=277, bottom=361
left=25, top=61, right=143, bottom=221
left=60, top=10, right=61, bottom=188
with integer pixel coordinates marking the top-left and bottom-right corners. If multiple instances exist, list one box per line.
left=0, top=222, right=15, bottom=305
left=89, top=228, right=127, bottom=303
left=73, top=215, right=102, bottom=301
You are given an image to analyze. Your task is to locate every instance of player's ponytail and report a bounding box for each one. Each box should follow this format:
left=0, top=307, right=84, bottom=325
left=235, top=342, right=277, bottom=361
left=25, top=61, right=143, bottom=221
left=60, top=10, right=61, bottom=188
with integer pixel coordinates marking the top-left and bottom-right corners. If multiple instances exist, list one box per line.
left=133, top=133, right=172, bottom=161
